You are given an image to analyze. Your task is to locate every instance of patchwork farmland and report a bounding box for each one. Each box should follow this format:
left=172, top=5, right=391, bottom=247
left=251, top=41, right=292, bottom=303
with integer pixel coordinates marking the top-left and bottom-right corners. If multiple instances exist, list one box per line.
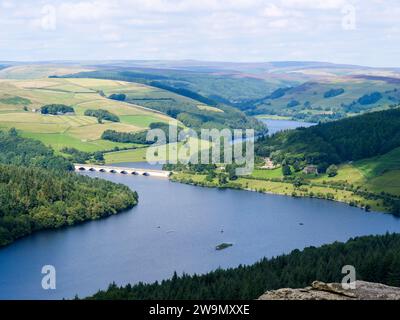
left=0, top=78, right=173, bottom=152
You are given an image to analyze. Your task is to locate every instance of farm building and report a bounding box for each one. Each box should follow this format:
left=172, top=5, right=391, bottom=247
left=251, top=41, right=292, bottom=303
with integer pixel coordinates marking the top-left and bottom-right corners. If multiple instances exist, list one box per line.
left=303, top=165, right=319, bottom=175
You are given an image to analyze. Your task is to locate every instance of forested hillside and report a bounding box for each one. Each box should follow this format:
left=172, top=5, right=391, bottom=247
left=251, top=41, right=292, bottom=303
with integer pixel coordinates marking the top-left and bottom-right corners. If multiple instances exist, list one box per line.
left=0, top=165, right=138, bottom=246
left=256, top=109, right=400, bottom=172
left=0, top=129, right=138, bottom=246
left=89, top=233, right=400, bottom=300
left=0, top=129, right=73, bottom=171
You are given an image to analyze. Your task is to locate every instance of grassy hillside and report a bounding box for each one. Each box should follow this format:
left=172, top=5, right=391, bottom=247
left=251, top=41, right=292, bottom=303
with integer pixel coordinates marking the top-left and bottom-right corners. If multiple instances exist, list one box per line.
left=62, top=63, right=400, bottom=123
left=356, top=147, right=400, bottom=178
left=248, top=79, right=400, bottom=122
left=59, top=70, right=267, bottom=132
left=60, top=68, right=293, bottom=104
left=354, top=148, right=400, bottom=195
left=0, top=78, right=173, bottom=152
left=299, top=147, right=400, bottom=198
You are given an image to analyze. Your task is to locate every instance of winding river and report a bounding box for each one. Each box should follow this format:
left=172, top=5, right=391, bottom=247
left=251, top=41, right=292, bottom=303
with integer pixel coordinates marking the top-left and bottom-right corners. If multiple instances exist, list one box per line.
left=1, top=119, right=400, bottom=300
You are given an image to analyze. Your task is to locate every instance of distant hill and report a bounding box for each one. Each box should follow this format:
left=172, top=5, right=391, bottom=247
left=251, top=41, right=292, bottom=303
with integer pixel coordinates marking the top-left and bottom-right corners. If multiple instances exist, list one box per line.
left=246, top=80, right=400, bottom=122
left=56, top=60, right=400, bottom=122
left=59, top=70, right=266, bottom=132
left=2, top=61, right=400, bottom=123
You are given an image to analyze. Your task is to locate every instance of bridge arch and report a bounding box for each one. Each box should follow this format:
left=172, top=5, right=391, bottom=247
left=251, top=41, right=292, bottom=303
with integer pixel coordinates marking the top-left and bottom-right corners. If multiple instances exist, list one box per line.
left=74, top=164, right=170, bottom=178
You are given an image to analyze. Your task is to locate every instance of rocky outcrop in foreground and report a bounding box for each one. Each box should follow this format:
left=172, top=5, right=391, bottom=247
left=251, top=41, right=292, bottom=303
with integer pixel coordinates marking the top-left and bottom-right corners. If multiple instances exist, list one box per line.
left=259, top=281, right=400, bottom=300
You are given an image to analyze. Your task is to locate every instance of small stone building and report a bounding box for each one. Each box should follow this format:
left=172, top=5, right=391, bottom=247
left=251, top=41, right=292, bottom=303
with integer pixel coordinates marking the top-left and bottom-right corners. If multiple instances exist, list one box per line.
left=303, top=165, right=318, bottom=175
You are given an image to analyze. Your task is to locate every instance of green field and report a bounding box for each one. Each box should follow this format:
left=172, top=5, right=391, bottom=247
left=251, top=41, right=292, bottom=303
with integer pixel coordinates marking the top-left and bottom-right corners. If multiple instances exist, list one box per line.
left=105, top=137, right=211, bottom=164
left=312, top=164, right=364, bottom=184
left=287, top=148, right=400, bottom=197
left=367, top=170, right=400, bottom=194
left=312, top=147, right=400, bottom=196
left=21, top=132, right=134, bottom=153
left=0, top=78, right=174, bottom=151
left=105, top=148, right=150, bottom=163
left=355, top=147, right=400, bottom=178
left=119, top=115, right=165, bottom=128
left=251, top=168, right=283, bottom=179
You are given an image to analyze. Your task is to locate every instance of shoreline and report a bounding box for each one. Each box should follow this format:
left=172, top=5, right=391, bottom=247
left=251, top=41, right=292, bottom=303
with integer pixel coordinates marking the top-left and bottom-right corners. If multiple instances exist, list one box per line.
left=169, top=173, right=394, bottom=216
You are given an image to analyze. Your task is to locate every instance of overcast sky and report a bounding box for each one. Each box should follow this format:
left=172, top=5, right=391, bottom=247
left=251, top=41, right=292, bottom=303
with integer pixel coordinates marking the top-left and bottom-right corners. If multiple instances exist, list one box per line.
left=0, top=0, right=399, bottom=67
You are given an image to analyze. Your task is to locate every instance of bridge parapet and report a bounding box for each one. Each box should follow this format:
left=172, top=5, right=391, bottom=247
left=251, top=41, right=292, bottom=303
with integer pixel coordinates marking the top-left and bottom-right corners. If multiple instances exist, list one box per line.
left=74, top=164, right=171, bottom=178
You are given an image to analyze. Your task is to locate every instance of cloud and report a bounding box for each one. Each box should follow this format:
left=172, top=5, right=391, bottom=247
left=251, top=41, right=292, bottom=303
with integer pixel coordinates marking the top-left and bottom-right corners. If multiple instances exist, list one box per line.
left=95, top=23, right=124, bottom=43
left=269, top=19, right=289, bottom=28
left=1, top=0, right=14, bottom=9
left=280, top=0, right=347, bottom=10
left=0, top=0, right=398, bottom=67
left=262, top=4, right=286, bottom=17
left=58, top=1, right=117, bottom=21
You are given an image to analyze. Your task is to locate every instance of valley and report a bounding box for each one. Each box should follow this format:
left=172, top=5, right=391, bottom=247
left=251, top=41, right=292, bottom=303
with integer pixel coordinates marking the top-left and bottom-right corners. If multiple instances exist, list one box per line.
left=2, top=0, right=400, bottom=305
left=1, top=61, right=400, bottom=300
left=62, top=61, right=400, bottom=123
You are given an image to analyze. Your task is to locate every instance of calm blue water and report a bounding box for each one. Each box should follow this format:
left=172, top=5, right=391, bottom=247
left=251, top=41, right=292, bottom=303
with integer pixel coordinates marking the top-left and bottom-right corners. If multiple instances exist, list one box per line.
left=1, top=171, right=400, bottom=300
left=260, top=119, right=316, bottom=135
